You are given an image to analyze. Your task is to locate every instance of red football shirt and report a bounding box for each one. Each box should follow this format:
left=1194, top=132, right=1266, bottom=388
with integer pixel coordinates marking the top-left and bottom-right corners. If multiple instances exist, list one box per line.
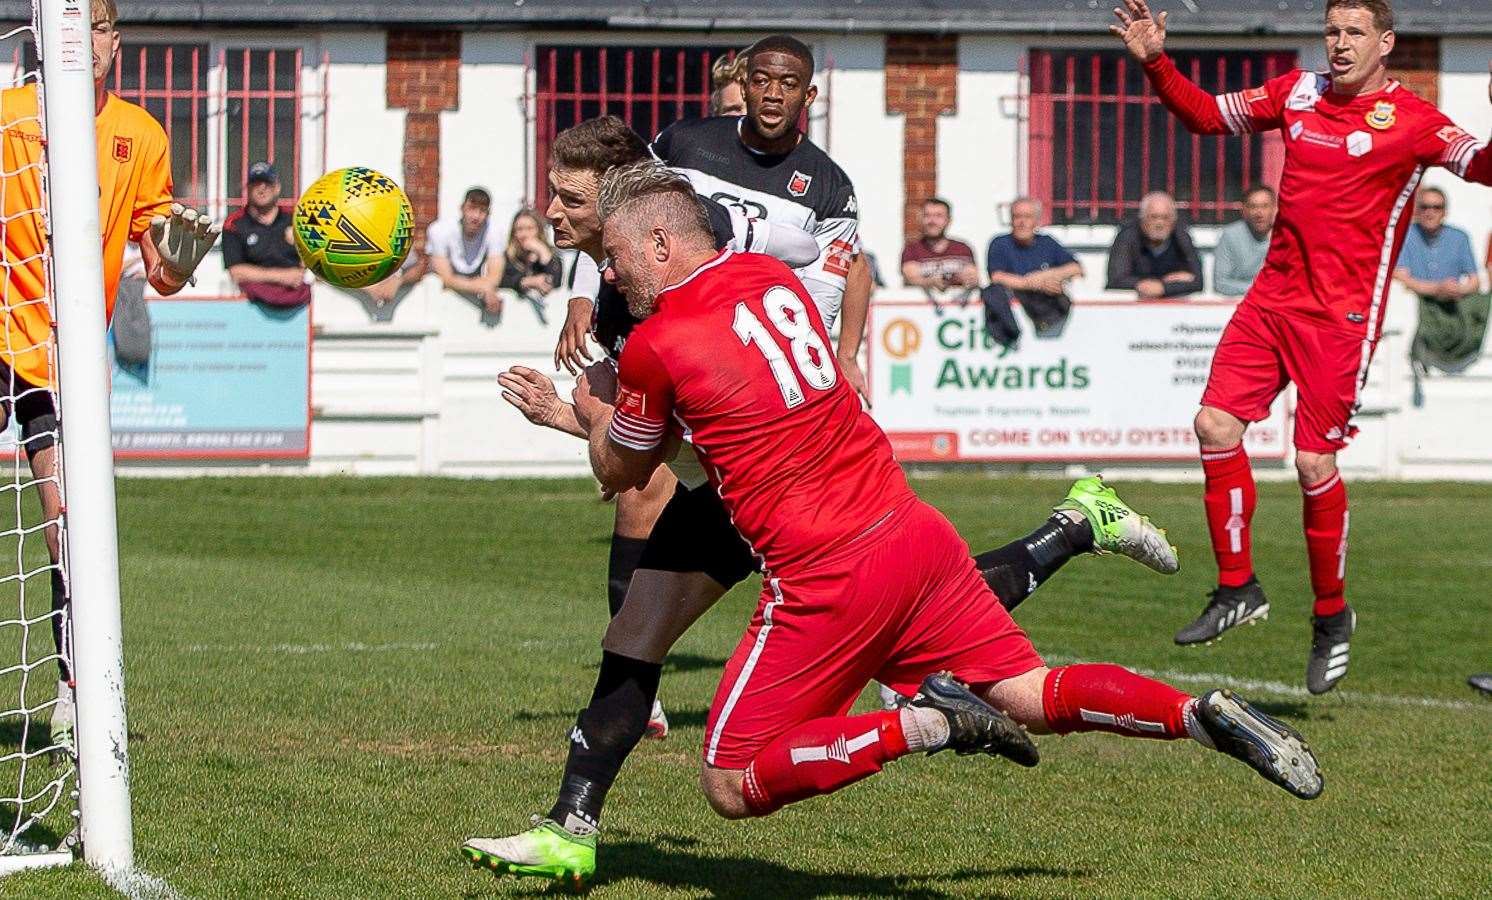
left=1144, top=55, right=1492, bottom=340
left=608, top=249, right=915, bottom=576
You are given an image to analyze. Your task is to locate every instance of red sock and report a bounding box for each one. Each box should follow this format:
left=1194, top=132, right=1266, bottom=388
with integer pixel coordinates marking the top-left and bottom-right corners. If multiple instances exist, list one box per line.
left=741, top=710, right=908, bottom=816
left=1042, top=664, right=1197, bottom=741
left=1201, top=444, right=1257, bottom=588
left=1302, top=473, right=1349, bottom=617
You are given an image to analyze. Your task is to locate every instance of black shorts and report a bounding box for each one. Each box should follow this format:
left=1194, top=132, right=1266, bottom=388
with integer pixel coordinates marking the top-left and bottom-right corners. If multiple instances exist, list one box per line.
left=638, top=482, right=759, bottom=589
left=0, top=361, right=57, bottom=457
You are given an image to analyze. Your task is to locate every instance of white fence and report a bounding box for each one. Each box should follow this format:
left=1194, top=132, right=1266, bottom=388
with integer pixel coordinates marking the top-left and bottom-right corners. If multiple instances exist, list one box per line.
left=115, top=262, right=1492, bottom=480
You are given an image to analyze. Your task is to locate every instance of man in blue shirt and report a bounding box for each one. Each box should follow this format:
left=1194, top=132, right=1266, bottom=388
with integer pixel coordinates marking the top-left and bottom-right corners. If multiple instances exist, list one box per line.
left=1394, top=187, right=1481, bottom=302
left=985, top=197, right=1084, bottom=341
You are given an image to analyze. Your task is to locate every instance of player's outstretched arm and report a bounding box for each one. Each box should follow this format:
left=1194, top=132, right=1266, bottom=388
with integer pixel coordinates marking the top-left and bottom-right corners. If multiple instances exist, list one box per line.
left=143, top=203, right=222, bottom=295
left=1112, top=0, right=1244, bottom=136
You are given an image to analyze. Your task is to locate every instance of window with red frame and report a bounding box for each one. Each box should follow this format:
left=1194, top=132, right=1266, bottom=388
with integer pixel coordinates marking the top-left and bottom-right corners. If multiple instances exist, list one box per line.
left=534, top=45, right=739, bottom=209
left=1028, top=49, right=1296, bottom=226
left=107, top=44, right=313, bottom=215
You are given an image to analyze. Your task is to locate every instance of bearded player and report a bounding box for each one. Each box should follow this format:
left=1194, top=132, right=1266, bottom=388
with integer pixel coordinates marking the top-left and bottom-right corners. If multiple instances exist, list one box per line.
left=468, top=142, right=1178, bottom=886
left=1, top=0, right=220, bottom=753
left=478, top=168, right=1322, bottom=882
left=1111, top=0, right=1492, bottom=692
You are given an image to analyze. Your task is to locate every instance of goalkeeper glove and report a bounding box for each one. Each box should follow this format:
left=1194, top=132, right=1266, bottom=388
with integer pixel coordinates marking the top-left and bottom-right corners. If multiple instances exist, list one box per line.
left=148, top=203, right=223, bottom=286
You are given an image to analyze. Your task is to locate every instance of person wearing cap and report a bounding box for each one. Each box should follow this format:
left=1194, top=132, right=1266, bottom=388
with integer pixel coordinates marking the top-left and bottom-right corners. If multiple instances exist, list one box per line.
left=427, top=187, right=507, bottom=317
left=222, top=161, right=311, bottom=307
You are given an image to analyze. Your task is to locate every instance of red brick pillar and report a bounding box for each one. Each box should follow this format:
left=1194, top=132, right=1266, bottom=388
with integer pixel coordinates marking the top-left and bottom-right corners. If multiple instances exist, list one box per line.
left=885, top=34, right=958, bottom=245
left=1388, top=36, right=1439, bottom=104
left=386, top=30, right=461, bottom=252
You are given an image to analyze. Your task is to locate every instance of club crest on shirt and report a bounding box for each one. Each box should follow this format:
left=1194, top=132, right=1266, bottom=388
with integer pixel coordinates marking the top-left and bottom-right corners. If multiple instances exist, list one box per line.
left=112, top=135, right=132, bottom=163
left=1365, top=101, right=1395, bottom=130
left=786, top=170, right=812, bottom=197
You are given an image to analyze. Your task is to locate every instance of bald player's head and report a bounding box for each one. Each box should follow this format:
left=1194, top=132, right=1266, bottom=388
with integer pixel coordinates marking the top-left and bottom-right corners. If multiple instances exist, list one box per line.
left=598, top=162, right=716, bottom=317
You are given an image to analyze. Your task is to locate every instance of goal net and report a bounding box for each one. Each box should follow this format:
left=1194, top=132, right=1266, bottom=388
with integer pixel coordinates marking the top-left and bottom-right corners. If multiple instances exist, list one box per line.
left=0, top=17, right=77, bottom=868
left=0, top=0, right=133, bottom=875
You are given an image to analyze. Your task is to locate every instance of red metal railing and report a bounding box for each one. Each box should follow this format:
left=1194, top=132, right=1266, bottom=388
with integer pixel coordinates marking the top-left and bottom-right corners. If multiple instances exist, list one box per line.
left=1027, top=48, right=1294, bottom=226
left=532, top=45, right=737, bottom=209
left=107, top=44, right=327, bottom=216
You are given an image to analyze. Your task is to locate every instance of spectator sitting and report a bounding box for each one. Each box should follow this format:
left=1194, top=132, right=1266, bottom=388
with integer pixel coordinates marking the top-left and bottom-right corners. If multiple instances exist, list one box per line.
left=498, top=208, right=562, bottom=325
left=984, top=196, right=1083, bottom=341
left=710, top=51, right=748, bottom=117
left=1394, top=187, right=1480, bottom=303
left=223, top=161, right=310, bottom=307
left=1213, top=185, right=1277, bottom=297
left=1105, top=191, right=1202, bottom=299
left=427, top=186, right=505, bottom=319
left=901, top=197, right=980, bottom=314
left=1397, top=187, right=1488, bottom=392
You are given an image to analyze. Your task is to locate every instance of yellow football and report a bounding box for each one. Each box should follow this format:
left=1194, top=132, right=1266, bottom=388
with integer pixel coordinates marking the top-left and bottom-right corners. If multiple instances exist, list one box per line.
left=292, top=167, right=414, bottom=289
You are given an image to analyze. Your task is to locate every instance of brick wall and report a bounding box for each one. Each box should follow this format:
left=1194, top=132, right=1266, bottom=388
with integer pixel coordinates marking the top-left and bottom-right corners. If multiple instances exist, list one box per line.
left=884, top=34, right=958, bottom=245
left=1388, top=35, right=1439, bottom=104
left=386, top=30, right=461, bottom=251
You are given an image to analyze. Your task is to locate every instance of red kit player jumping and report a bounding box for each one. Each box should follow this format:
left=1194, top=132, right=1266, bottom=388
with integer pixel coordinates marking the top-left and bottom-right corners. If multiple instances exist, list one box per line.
left=566, top=163, right=1323, bottom=825
left=1111, top=0, right=1492, bottom=692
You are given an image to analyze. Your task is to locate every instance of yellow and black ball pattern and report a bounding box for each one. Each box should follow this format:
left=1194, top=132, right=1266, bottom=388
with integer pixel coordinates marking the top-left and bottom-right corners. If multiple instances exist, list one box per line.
left=293, top=167, right=413, bottom=289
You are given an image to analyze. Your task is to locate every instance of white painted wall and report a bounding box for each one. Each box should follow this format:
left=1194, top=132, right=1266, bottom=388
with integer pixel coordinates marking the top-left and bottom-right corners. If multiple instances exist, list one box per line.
left=78, top=24, right=1492, bottom=479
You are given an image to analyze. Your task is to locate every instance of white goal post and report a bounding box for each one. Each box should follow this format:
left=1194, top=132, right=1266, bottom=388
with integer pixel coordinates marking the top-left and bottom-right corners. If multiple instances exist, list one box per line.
left=0, top=0, right=133, bottom=876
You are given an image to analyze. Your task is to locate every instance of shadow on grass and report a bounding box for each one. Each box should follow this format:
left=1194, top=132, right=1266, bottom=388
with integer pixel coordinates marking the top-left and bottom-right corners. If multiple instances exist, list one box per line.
left=590, top=834, right=1089, bottom=898
left=661, top=653, right=728, bottom=675
left=1247, top=699, right=1331, bottom=722
left=512, top=707, right=713, bottom=730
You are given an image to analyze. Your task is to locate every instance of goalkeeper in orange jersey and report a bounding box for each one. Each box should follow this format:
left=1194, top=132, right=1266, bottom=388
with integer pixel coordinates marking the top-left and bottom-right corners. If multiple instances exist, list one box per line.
left=0, top=0, right=221, bottom=754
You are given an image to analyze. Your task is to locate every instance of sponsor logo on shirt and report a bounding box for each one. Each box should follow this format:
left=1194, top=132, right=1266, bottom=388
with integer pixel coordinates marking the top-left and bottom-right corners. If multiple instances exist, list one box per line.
left=1365, top=101, right=1395, bottom=130
left=1243, top=85, right=1270, bottom=105
left=787, top=170, right=812, bottom=197
left=710, top=191, right=768, bottom=220
left=1295, top=127, right=1344, bottom=149
left=1436, top=124, right=1471, bottom=145
left=616, top=385, right=647, bottom=417
left=824, top=238, right=854, bottom=277
left=1289, top=120, right=1304, bottom=141
left=1346, top=130, right=1373, bottom=157
left=112, top=135, right=132, bottom=163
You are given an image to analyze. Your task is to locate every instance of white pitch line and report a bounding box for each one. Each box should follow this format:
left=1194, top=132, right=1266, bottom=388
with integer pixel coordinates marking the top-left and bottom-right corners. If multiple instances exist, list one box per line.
left=1044, top=654, right=1491, bottom=713
left=103, top=866, right=187, bottom=900
left=181, top=641, right=437, bottom=655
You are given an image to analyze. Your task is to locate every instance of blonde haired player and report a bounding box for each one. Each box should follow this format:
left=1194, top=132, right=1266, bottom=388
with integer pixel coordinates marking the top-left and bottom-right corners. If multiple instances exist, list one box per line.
left=1, top=0, right=220, bottom=752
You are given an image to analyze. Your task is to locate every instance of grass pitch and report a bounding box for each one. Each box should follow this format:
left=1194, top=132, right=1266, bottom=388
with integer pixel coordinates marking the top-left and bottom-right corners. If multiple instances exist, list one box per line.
left=4, top=474, right=1491, bottom=898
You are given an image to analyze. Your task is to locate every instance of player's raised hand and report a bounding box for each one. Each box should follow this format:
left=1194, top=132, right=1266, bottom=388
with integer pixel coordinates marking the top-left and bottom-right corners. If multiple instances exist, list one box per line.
left=148, top=202, right=222, bottom=284
left=1109, top=0, right=1167, bottom=63
left=499, top=366, right=565, bottom=429
left=555, top=296, right=596, bottom=375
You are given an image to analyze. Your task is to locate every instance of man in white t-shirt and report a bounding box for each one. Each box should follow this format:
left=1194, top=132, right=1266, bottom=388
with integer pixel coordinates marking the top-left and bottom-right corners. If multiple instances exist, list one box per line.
left=427, top=186, right=505, bottom=315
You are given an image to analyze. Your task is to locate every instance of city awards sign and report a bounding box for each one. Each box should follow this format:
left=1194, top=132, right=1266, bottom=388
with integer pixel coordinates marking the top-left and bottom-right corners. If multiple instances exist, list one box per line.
left=866, top=299, right=1288, bottom=462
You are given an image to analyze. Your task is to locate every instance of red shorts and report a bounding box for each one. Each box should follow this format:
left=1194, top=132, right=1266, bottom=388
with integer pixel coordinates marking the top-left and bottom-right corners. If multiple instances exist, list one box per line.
left=1202, top=302, right=1373, bottom=454
left=701, top=498, right=1044, bottom=769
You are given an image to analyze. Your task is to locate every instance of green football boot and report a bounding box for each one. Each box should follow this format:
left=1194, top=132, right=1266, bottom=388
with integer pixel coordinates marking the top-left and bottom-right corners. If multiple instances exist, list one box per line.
left=1055, top=475, right=1179, bottom=575
left=462, top=817, right=596, bottom=891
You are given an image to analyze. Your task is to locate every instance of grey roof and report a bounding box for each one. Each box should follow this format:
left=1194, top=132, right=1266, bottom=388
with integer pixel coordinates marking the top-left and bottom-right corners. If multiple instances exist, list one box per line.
left=8, top=0, right=1492, bottom=33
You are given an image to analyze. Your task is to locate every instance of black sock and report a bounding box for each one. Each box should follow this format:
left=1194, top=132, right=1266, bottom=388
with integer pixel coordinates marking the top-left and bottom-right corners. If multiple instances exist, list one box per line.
left=50, top=567, right=70, bottom=683
left=974, top=512, right=1095, bottom=612
left=606, top=536, right=649, bottom=618
left=548, top=651, right=662, bottom=831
